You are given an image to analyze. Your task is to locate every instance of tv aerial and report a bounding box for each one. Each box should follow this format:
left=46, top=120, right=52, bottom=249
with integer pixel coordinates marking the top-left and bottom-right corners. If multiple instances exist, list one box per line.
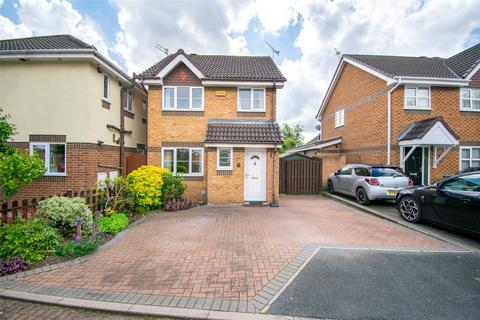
left=265, top=41, right=280, bottom=63
left=155, top=44, right=169, bottom=56
left=334, top=48, right=341, bottom=59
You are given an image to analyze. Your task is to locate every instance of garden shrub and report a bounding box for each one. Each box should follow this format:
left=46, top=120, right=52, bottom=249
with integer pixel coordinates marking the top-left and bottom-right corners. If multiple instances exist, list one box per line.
left=128, top=165, right=169, bottom=212
left=161, top=172, right=186, bottom=201
left=97, top=176, right=134, bottom=215
left=55, top=239, right=99, bottom=257
left=0, top=219, right=62, bottom=262
left=38, top=196, right=93, bottom=236
left=100, top=212, right=129, bottom=234
left=0, top=257, right=28, bottom=275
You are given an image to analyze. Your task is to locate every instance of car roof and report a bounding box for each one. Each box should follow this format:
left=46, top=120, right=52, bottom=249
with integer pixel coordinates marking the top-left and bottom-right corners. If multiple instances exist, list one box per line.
left=347, top=164, right=400, bottom=168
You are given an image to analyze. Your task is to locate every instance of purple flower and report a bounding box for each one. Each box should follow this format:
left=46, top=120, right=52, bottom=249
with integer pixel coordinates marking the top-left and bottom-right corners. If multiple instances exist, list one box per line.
left=97, top=230, right=103, bottom=238
left=76, top=218, right=82, bottom=226
left=75, top=236, right=81, bottom=244
left=95, top=210, right=101, bottom=217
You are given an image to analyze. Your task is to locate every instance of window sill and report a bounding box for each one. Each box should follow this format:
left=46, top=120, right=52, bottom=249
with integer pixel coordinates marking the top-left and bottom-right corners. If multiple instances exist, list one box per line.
left=124, top=110, right=135, bottom=119
left=44, top=173, right=67, bottom=177
left=334, top=125, right=344, bottom=129
left=460, top=109, right=480, bottom=112
left=101, top=97, right=111, bottom=103
left=404, top=107, right=431, bottom=111
left=217, top=167, right=232, bottom=171
left=162, top=108, right=204, bottom=112
left=237, top=109, right=266, bottom=113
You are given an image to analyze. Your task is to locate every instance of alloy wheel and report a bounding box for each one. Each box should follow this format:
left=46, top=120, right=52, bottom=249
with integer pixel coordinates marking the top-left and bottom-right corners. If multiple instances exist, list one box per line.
left=399, top=198, right=419, bottom=221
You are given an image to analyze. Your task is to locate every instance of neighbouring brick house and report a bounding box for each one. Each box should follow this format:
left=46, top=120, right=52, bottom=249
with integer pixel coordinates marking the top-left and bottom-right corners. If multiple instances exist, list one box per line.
left=288, top=43, right=480, bottom=186
left=0, top=35, right=147, bottom=203
left=140, top=49, right=286, bottom=204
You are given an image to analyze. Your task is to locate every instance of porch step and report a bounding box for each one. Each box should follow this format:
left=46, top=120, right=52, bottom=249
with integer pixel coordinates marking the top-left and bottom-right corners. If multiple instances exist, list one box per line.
left=243, top=201, right=269, bottom=206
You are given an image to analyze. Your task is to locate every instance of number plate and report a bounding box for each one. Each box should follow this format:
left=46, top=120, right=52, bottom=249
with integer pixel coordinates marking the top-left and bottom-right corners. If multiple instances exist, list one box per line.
left=387, top=190, right=398, bottom=196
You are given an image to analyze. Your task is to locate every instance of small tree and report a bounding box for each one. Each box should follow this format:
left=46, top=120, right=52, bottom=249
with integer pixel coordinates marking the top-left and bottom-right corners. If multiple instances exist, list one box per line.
left=0, top=108, right=46, bottom=201
left=280, top=123, right=304, bottom=154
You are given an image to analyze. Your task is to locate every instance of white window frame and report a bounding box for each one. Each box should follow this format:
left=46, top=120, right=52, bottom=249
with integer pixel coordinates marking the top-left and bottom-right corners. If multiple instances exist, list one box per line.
left=162, top=86, right=204, bottom=111
left=335, top=108, right=344, bottom=128
left=459, top=146, right=480, bottom=171
left=102, top=74, right=110, bottom=101
left=404, top=86, right=431, bottom=110
left=217, top=147, right=233, bottom=170
left=125, top=90, right=134, bottom=113
left=237, top=88, right=266, bottom=112
left=29, top=142, right=67, bottom=176
left=460, top=88, right=480, bottom=112
left=161, top=147, right=204, bottom=176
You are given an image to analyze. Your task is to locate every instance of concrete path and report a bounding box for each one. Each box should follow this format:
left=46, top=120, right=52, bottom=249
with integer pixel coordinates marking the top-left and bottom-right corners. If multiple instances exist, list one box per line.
left=269, top=249, right=480, bottom=320
left=0, top=196, right=468, bottom=319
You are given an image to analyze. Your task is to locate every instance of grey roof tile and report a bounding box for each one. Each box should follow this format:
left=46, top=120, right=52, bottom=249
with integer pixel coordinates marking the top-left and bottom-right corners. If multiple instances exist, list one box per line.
left=0, top=34, right=94, bottom=51
left=141, top=49, right=286, bottom=81
left=398, top=117, right=460, bottom=141
left=344, top=54, right=460, bottom=79
left=445, top=43, right=480, bottom=78
left=205, top=120, right=283, bottom=144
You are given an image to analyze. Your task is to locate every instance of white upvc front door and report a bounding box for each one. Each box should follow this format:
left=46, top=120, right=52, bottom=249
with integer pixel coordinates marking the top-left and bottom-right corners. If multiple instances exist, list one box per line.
left=244, top=149, right=267, bottom=201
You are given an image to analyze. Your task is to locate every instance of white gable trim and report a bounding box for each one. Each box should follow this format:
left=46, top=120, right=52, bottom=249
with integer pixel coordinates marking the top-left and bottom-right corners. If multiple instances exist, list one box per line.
left=399, top=121, right=459, bottom=146
left=465, top=62, right=480, bottom=81
left=316, top=57, right=396, bottom=120
left=156, top=54, right=204, bottom=80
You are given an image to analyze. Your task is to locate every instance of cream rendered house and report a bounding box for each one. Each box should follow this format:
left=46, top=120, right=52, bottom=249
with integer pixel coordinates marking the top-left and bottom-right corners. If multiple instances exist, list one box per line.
left=0, top=35, right=147, bottom=202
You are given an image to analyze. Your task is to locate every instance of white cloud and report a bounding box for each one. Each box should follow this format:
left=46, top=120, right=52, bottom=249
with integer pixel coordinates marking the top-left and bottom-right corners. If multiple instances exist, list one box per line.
left=0, top=15, right=32, bottom=39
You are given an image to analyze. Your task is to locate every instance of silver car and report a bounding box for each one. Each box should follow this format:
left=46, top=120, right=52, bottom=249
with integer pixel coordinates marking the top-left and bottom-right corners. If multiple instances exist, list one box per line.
left=328, top=164, right=412, bottom=205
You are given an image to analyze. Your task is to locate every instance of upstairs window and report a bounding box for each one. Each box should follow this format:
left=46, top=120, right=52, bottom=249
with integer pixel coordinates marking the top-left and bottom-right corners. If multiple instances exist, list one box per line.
left=405, top=87, right=430, bottom=109
left=125, top=91, right=134, bottom=113
left=142, top=100, right=147, bottom=119
left=238, top=88, right=265, bottom=111
left=103, top=74, right=109, bottom=100
left=163, top=86, right=204, bottom=110
left=30, top=142, right=66, bottom=176
left=461, top=88, right=480, bottom=112
left=335, top=108, right=344, bottom=128
left=460, top=146, right=480, bottom=171
left=162, top=147, right=203, bottom=175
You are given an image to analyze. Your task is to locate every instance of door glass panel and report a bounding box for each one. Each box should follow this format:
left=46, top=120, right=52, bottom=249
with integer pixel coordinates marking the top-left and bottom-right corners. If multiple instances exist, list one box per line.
left=176, top=148, right=190, bottom=174
left=339, top=166, right=352, bottom=175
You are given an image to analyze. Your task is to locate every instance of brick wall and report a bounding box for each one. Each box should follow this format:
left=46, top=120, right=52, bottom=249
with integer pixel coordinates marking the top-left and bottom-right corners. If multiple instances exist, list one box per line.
left=7, top=143, right=139, bottom=204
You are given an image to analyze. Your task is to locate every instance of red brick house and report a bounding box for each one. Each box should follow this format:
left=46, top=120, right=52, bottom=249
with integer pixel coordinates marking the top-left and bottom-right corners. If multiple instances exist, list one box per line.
left=140, top=49, right=286, bottom=204
left=293, top=43, right=480, bottom=186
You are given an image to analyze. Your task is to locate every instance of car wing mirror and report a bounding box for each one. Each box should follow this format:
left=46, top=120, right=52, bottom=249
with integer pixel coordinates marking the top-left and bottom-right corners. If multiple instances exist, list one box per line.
left=334, top=170, right=340, bottom=176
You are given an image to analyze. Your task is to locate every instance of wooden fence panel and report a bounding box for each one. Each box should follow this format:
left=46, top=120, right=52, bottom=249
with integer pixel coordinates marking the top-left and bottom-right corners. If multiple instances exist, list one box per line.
left=280, top=158, right=322, bottom=195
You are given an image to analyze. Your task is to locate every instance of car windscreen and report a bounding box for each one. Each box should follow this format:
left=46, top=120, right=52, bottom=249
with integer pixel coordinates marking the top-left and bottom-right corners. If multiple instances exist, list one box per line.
left=371, top=167, right=404, bottom=177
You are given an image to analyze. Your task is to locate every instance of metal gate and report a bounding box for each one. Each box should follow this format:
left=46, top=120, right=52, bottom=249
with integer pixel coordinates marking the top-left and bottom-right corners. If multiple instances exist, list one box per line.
left=280, top=158, right=322, bottom=194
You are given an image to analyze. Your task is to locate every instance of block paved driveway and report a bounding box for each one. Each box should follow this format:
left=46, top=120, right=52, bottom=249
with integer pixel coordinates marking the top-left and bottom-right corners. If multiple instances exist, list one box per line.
left=5, top=196, right=462, bottom=313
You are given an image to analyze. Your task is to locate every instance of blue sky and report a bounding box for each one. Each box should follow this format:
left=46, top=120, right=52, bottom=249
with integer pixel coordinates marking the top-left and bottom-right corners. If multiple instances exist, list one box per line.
left=1, top=0, right=479, bottom=139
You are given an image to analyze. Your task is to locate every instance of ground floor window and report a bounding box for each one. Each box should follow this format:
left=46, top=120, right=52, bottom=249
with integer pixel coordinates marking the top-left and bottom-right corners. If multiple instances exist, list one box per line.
left=217, top=147, right=233, bottom=170
left=162, top=147, right=203, bottom=175
left=460, top=146, right=480, bottom=170
left=29, top=142, right=66, bottom=176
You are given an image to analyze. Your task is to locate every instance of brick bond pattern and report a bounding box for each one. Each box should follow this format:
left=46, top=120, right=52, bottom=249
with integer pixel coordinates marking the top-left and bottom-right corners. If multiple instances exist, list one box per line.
left=0, top=197, right=463, bottom=313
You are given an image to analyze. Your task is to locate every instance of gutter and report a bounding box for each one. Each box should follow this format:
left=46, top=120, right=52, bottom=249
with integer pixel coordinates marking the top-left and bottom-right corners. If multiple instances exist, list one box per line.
left=387, top=78, right=402, bottom=165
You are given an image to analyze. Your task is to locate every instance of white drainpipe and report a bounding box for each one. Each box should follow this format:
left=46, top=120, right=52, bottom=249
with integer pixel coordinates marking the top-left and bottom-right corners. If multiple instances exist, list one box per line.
left=387, top=78, right=402, bottom=165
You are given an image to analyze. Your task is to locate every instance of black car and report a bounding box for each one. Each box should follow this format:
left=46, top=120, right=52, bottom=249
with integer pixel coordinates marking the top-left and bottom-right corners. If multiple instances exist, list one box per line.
left=396, top=171, right=480, bottom=235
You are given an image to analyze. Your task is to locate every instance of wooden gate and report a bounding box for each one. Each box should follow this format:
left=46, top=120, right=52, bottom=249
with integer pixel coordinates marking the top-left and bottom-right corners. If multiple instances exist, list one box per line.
left=280, top=158, right=322, bottom=195
left=126, top=153, right=147, bottom=174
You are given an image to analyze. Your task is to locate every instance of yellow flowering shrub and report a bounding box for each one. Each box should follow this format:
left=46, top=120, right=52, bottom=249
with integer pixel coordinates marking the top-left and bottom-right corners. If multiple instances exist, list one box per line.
left=127, top=165, right=169, bottom=212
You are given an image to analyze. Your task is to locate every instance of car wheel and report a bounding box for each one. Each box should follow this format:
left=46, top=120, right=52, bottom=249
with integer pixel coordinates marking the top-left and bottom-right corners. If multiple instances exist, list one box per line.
left=328, top=180, right=335, bottom=194
left=398, top=196, right=422, bottom=223
left=356, top=187, right=370, bottom=205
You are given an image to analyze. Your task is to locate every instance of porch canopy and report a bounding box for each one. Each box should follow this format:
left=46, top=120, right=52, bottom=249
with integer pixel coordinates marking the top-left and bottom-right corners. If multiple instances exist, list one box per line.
left=204, top=119, right=283, bottom=147
left=398, top=117, right=460, bottom=169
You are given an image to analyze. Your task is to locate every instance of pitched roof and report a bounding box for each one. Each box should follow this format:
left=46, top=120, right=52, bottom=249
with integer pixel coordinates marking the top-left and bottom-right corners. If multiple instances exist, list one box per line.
left=344, top=54, right=460, bottom=79
left=0, top=34, right=94, bottom=52
left=398, top=117, right=460, bottom=141
left=141, top=49, right=286, bottom=81
left=205, top=119, right=283, bottom=145
left=445, top=42, right=480, bottom=78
